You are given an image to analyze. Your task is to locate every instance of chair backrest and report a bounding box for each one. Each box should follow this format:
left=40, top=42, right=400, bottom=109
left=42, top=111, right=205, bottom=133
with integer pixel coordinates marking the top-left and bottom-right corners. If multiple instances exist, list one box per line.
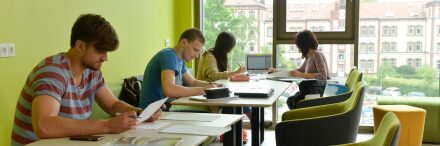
left=338, top=112, right=401, bottom=146
left=276, top=82, right=365, bottom=146
left=346, top=68, right=362, bottom=89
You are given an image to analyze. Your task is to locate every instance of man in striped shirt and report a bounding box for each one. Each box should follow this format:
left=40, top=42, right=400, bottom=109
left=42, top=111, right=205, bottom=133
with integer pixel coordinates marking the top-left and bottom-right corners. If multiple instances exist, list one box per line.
left=11, top=14, right=161, bottom=146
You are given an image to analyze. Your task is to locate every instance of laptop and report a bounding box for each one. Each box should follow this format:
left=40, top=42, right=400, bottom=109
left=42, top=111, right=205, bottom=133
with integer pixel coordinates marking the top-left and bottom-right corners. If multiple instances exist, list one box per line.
left=233, top=87, right=275, bottom=98
left=246, top=54, right=272, bottom=74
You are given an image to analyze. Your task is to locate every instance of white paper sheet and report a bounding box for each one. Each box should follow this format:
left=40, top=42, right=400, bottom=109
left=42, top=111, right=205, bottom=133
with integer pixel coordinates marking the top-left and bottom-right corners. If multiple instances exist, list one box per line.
left=136, top=121, right=171, bottom=130
left=160, top=125, right=230, bottom=136
left=268, top=70, right=291, bottom=77
left=137, top=97, right=168, bottom=123
left=162, top=113, right=220, bottom=122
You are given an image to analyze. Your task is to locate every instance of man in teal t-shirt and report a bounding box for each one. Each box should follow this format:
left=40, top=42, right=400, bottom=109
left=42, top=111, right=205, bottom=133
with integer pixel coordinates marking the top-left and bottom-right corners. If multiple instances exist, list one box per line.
left=139, top=28, right=218, bottom=109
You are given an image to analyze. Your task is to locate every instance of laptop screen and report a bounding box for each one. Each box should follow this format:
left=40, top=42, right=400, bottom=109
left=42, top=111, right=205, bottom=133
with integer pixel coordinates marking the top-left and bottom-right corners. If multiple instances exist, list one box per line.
left=246, top=54, right=272, bottom=70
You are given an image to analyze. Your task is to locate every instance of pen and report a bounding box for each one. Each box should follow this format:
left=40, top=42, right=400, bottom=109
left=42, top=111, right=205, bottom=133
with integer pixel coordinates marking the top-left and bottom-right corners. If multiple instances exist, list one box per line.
left=237, top=63, right=242, bottom=68
left=115, top=112, right=141, bottom=119
left=208, top=80, right=212, bottom=85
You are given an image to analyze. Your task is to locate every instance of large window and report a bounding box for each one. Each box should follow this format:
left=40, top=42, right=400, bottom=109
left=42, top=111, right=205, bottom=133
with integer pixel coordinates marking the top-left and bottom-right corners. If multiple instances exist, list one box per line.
left=199, top=0, right=440, bottom=127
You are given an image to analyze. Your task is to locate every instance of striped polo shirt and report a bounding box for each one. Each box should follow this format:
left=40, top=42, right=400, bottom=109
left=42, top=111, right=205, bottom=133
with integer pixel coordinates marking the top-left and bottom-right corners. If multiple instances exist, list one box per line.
left=11, top=53, right=105, bottom=146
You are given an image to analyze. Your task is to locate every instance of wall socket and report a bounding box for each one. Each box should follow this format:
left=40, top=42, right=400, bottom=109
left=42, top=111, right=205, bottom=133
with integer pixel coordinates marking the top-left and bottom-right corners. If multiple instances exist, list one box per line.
left=165, top=39, right=171, bottom=47
left=0, top=43, right=16, bottom=57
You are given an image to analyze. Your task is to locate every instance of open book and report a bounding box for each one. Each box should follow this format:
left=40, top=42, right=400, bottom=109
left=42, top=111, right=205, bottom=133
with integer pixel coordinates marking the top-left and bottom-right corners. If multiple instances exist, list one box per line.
left=101, top=136, right=183, bottom=146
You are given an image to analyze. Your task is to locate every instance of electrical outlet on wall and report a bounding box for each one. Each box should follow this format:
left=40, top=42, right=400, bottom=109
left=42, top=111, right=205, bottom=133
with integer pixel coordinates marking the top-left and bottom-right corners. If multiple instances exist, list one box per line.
left=8, top=44, right=16, bottom=56
left=165, top=39, right=171, bottom=47
left=0, top=43, right=16, bottom=57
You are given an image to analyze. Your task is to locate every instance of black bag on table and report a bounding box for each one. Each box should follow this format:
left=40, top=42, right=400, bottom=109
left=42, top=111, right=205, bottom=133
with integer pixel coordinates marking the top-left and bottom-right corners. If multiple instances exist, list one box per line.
left=287, top=80, right=327, bottom=109
left=119, top=76, right=142, bottom=107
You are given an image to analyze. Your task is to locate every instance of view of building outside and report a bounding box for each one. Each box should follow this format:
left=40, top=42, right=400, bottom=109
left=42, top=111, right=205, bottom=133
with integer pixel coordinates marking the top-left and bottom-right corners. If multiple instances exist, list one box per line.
left=202, top=0, right=440, bottom=126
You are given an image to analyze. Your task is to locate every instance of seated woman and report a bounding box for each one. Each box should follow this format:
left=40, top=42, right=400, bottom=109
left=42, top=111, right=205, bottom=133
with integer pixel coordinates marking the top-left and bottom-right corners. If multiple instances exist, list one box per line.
left=196, top=32, right=246, bottom=81
left=196, top=31, right=250, bottom=142
left=270, top=30, right=330, bottom=109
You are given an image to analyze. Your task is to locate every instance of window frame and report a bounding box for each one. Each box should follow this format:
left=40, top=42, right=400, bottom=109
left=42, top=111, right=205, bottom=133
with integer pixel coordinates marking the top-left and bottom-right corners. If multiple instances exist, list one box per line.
left=275, top=0, right=357, bottom=44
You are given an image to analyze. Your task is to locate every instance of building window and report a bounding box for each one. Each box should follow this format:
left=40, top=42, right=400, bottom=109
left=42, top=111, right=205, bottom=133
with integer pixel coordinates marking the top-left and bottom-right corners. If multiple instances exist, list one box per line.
left=407, top=58, right=413, bottom=66
left=249, top=43, right=255, bottom=52
left=408, top=25, right=415, bottom=36
left=383, top=58, right=396, bottom=67
left=390, top=42, right=396, bottom=52
left=437, top=60, right=440, bottom=69
left=360, top=59, right=366, bottom=70
left=383, top=26, right=397, bottom=36
left=289, top=45, right=296, bottom=52
left=408, top=42, right=413, bottom=52
left=360, top=26, right=367, bottom=36
left=437, top=43, right=440, bottom=52
left=415, top=58, right=421, bottom=68
left=415, top=25, right=423, bottom=36
left=382, top=42, right=389, bottom=52
left=294, top=58, right=302, bottom=67
left=367, top=43, right=374, bottom=53
left=415, top=42, right=422, bottom=52
left=267, top=27, right=273, bottom=37
left=368, top=26, right=375, bottom=36
left=438, top=25, right=440, bottom=36
left=338, top=49, right=345, bottom=62
left=367, top=60, right=374, bottom=71
left=408, top=42, right=422, bottom=52
left=390, top=58, right=396, bottom=67
left=360, top=43, right=366, bottom=53
left=239, top=11, right=245, bottom=17
left=249, top=11, right=255, bottom=18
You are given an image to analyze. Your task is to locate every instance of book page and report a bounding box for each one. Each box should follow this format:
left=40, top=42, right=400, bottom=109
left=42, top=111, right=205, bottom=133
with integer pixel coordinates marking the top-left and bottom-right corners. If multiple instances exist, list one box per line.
left=137, top=97, right=168, bottom=123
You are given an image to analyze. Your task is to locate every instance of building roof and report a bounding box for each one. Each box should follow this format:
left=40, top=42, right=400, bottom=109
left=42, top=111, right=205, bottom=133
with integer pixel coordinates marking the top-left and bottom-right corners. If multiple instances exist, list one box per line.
left=360, top=1, right=430, bottom=19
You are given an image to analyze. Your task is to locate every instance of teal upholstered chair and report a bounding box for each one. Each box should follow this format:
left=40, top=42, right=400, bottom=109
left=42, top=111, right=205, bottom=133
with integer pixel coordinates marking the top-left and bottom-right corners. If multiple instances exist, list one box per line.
left=338, top=112, right=401, bottom=146
left=275, top=82, right=365, bottom=146
left=294, top=68, right=362, bottom=109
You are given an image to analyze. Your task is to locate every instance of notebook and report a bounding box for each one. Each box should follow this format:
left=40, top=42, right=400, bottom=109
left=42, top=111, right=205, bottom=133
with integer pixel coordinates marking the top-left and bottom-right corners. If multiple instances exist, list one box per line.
left=246, top=54, right=271, bottom=74
left=233, top=87, right=274, bottom=98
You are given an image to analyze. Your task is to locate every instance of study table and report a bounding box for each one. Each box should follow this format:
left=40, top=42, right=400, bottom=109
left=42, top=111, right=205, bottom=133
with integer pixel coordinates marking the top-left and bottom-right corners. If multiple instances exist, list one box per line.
left=172, top=79, right=293, bottom=146
left=26, top=112, right=243, bottom=146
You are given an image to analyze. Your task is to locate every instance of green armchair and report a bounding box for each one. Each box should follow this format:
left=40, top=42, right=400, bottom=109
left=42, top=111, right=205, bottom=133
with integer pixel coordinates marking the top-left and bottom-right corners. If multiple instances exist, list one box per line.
left=338, top=112, right=401, bottom=146
left=294, top=68, right=362, bottom=109
left=275, top=82, right=365, bottom=146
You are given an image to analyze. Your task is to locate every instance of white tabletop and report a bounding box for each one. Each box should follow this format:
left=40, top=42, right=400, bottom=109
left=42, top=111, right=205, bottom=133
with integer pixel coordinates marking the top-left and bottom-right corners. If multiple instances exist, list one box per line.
left=26, top=112, right=243, bottom=146
left=172, top=80, right=292, bottom=107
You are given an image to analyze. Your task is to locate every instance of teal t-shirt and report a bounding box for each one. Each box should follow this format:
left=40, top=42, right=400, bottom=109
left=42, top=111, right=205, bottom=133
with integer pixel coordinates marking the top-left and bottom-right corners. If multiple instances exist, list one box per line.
left=139, top=48, right=187, bottom=108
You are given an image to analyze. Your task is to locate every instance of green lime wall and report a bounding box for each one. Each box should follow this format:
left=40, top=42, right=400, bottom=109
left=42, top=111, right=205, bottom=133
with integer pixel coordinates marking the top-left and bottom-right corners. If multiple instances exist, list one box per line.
left=0, top=0, right=194, bottom=145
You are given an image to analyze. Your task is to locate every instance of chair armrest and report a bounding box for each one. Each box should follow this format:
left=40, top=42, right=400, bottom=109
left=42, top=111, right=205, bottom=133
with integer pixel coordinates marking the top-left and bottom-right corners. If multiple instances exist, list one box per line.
left=282, top=102, right=345, bottom=121
left=295, top=91, right=353, bottom=109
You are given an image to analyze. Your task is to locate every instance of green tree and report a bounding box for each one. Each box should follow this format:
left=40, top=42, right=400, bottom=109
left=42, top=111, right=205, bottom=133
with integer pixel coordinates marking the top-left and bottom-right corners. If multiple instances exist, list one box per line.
left=377, top=62, right=395, bottom=79
left=204, top=0, right=257, bottom=70
left=416, top=65, right=437, bottom=82
left=396, top=65, right=416, bottom=75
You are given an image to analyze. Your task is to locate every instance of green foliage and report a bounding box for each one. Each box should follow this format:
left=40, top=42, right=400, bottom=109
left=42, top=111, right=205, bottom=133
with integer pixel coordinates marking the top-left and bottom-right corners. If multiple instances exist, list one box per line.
left=377, top=62, right=395, bottom=78
left=204, top=0, right=257, bottom=70
left=396, top=65, right=416, bottom=75
left=365, top=64, right=439, bottom=97
left=276, top=46, right=297, bottom=70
